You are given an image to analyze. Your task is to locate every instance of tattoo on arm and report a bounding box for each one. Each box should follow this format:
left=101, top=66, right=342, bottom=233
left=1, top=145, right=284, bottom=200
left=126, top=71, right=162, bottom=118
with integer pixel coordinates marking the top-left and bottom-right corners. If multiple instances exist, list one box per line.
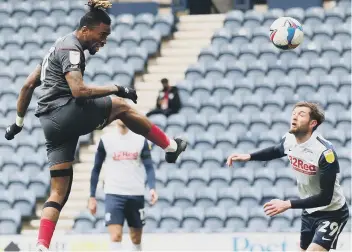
left=65, top=71, right=117, bottom=99
left=17, top=65, right=42, bottom=117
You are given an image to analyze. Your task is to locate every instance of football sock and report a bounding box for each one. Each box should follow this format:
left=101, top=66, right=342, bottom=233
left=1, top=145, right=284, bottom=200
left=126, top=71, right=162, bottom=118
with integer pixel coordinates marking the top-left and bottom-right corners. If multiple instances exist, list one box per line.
left=131, top=243, right=142, bottom=251
left=37, top=218, right=56, bottom=249
left=146, top=125, right=176, bottom=152
left=110, top=241, right=122, bottom=250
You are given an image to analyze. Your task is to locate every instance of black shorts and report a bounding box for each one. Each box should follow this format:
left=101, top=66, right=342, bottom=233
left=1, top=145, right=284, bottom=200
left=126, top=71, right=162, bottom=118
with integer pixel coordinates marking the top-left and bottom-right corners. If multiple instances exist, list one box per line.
left=38, top=97, right=112, bottom=166
left=104, top=194, right=145, bottom=228
left=300, top=203, right=349, bottom=250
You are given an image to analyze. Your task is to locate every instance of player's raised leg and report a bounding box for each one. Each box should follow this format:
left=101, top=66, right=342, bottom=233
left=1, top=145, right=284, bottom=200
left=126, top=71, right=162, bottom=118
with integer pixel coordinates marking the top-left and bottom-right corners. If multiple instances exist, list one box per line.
left=108, top=97, right=187, bottom=163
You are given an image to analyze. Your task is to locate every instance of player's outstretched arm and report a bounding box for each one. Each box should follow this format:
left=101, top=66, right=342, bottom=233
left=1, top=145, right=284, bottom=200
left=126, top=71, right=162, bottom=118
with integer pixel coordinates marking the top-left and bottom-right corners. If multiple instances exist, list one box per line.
left=65, top=71, right=138, bottom=103
left=227, top=138, right=286, bottom=166
left=5, top=65, right=42, bottom=140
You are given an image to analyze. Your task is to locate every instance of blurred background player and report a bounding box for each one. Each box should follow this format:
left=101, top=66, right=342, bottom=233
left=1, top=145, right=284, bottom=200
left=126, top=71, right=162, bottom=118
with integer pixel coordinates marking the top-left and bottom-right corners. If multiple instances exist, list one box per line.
left=4, top=1, right=186, bottom=251
left=227, top=102, right=349, bottom=252
left=146, top=78, right=181, bottom=118
left=88, top=120, right=158, bottom=251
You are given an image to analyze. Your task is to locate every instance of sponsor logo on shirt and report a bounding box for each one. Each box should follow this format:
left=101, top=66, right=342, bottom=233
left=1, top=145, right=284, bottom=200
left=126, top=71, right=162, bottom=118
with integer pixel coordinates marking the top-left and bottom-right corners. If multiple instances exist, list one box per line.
left=113, top=151, right=138, bottom=161
left=288, top=155, right=317, bottom=175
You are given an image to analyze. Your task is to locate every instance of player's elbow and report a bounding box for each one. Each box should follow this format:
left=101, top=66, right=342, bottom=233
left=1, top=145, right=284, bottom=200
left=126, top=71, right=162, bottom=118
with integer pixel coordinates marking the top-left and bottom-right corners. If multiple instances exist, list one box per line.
left=321, top=193, right=333, bottom=206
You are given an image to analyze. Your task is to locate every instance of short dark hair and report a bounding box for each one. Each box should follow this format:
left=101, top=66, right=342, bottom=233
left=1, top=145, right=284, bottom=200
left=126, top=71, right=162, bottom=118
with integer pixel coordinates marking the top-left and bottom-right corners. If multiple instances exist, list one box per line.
left=294, top=101, right=325, bottom=131
left=161, top=78, right=168, bottom=85
left=78, top=0, right=112, bottom=29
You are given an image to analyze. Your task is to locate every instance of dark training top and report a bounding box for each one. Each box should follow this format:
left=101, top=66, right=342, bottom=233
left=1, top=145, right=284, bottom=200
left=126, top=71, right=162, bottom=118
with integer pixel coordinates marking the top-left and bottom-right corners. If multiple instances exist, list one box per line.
left=35, top=33, right=86, bottom=116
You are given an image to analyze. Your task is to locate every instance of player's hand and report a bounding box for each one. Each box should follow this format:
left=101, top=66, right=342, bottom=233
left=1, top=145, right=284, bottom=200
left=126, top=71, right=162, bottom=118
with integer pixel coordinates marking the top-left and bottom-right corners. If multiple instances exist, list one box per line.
left=226, top=153, right=251, bottom=166
left=263, top=199, right=291, bottom=217
left=88, top=197, right=97, bottom=215
left=115, top=85, right=138, bottom=104
left=5, top=123, right=23, bottom=140
left=149, top=189, right=158, bottom=205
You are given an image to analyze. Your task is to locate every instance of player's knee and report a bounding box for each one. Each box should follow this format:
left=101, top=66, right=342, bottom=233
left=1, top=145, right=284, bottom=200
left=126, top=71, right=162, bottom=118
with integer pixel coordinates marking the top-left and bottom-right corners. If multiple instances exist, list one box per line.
left=110, top=232, right=122, bottom=242
left=130, top=229, right=142, bottom=244
left=111, top=97, right=132, bottom=115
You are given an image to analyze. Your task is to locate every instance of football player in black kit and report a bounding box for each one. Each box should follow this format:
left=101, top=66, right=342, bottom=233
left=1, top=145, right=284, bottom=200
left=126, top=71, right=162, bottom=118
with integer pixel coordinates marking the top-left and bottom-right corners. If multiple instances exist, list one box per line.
left=4, top=1, right=187, bottom=250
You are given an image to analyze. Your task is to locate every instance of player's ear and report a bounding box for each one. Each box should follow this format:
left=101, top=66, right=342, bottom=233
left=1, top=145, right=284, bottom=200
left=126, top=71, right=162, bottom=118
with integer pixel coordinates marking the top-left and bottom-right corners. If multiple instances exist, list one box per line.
left=310, top=119, right=318, bottom=129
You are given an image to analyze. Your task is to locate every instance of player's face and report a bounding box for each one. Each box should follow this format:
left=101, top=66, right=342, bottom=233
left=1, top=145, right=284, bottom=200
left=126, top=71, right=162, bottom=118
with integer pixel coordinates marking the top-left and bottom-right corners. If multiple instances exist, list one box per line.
left=289, top=106, right=316, bottom=135
left=86, top=23, right=111, bottom=55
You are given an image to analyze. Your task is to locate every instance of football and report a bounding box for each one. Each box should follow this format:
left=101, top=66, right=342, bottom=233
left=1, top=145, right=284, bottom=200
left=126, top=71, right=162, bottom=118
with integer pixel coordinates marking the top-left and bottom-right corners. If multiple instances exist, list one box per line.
left=269, top=17, right=304, bottom=50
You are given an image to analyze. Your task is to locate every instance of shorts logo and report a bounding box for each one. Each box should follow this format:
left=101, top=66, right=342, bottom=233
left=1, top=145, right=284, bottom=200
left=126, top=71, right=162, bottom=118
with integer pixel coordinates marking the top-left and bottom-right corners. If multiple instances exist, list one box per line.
left=105, top=212, right=111, bottom=222
left=323, top=149, right=335, bottom=164
left=288, top=155, right=317, bottom=175
left=69, top=50, right=80, bottom=65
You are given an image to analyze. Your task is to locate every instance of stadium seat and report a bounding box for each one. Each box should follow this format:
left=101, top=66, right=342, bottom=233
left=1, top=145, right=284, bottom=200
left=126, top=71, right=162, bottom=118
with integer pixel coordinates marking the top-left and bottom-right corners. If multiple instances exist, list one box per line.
left=198, top=47, right=219, bottom=67
left=253, top=168, right=276, bottom=189
left=213, top=78, right=233, bottom=100
left=209, top=169, right=231, bottom=189
left=309, top=58, right=330, bottom=77
left=174, top=188, right=196, bottom=208
left=207, top=113, right=228, bottom=134
left=218, top=44, right=238, bottom=65
left=205, top=62, right=226, bottom=81
left=0, top=209, right=21, bottom=234
left=13, top=190, right=36, bottom=218
left=126, top=47, right=148, bottom=73
left=300, top=42, right=321, bottom=63
left=230, top=28, right=251, bottom=47
left=217, top=187, right=239, bottom=209
left=166, top=170, right=188, bottom=191
left=262, top=94, right=285, bottom=114
left=334, top=24, right=351, bottom=44
left=224, top=10, right=244, bottom=30
left=160, top=207, right=183, bottom=229
left=296, top=76, right=317, bottom=97
left=211, top=29, right=231, bottom=48
left=120, top=31, right=141, bottom=50
left=133, top=13, right=154, bottom=35
left=317, top=75, right=339, bottom=96
left=304, top=7, right=325, bottom=27
left=145, top=207, right=161, bottom=229
left=73, top=210, right=96, bottom=231
left=228, top=114, right=251, bottom=137
left=275, top=169, right=297, bottom=188
left=280, top=48, right=300, bottom=63
left=243, top=10, right=264, bottom=29
left=185, top=63, right=204, bottom=81
left=8, top=171, right=29, bottom=194
left=269, top=210, right=293, bottom=231
left=285, top=8, right=305, bottom=23
left=238, top=44, right=259, bottom=64
left=287, top=58, right=309, bottom=78
left=247, top=207, right=269, bottom=231
left=225, top=61, right=247, bottom=79
left=153, top=13, right=174, bottom=38
left=115, top=14, right=134, bottom=34
left=194, top=133, right=216, bottom=152
left=258, top=44, right=279, bottom=66
left=155, top=169, right=167, bottom=188
left=204, top=207, right=226, bottom=230
left=12, top=2, right=32, bottom=19
left=231, top=168, right=254, bottom=188
left=325, top=7, right=345, bottom=26
left=195, top=188, right=217, bottom=208
left=263, top=8, right=285, bottom=27
left=182, top=207, right=204, bottom=230
left=215, top=132, right=238, bottom=152
left=225, top=207, right=248, bottom=230
left=187, top=168, right=210, bottom=189
left=0, top=190, right=14, bottom=212
left=166, top=114, right=187, bottom=136
left=249, top=113, right=272, bottom=133
left=28, top=172, right=49, bottom=199
left=186, top=114, right=207, bottom=135
left=313, top=25, right=334, bottom=42
left=252, top=27, right=270, bottom=45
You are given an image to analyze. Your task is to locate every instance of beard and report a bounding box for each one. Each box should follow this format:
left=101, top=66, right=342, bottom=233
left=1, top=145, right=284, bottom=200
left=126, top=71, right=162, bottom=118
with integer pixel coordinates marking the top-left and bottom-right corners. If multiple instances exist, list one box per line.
left=289, top=125, right=309, bottom=136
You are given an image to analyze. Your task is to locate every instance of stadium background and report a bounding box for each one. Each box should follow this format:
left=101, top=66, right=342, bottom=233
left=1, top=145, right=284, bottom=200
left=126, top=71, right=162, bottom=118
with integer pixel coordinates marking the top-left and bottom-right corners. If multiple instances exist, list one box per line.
left=0, top=0, right=351, bottom=250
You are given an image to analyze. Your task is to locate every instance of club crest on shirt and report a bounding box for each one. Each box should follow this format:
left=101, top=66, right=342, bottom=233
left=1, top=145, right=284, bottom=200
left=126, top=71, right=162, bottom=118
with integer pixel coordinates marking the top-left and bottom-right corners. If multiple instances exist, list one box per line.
left=323, top=149, right=335, bottom=163
left=69, top=50, right=80, bottom=65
